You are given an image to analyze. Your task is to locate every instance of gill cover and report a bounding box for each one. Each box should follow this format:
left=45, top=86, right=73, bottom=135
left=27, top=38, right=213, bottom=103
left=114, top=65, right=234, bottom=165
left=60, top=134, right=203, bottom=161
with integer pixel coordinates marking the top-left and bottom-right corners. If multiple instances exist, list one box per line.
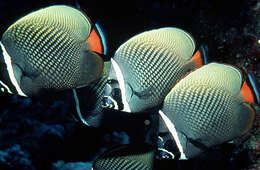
left=159, top=63, right=256, bottom=159
left=103, top=27, right=206, bottom=113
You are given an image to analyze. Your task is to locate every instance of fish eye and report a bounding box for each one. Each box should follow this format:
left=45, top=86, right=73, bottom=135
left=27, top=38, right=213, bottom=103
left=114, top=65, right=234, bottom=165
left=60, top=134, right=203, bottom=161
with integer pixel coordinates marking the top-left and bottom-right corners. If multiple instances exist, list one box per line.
left=105, top=79, right=121, bottom=97
left=107, top=79, right=120, bottom=92
left=102, top=96, right=115, bottom=109
left=107, top=79, right=118, bottom=85
left=107, top=79, right=113, bottom=84
left=0, top=85, right=7, bottom=93
left=112, top=88, right=121, bottom=98
left=0, top=87, right=5, bottom=92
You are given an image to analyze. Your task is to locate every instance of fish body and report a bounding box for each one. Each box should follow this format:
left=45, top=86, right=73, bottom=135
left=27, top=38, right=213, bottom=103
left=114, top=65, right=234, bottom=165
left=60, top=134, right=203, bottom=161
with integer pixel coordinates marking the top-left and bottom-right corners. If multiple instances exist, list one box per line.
left=72, top=61, right=110, bottom=126
left=103, top=27, right=207, bottom=113
left=0, top=5, right=106, bottom=97
left=158, top=63, right=258, bottom=159
left=92, top=144, right=155, bottom=170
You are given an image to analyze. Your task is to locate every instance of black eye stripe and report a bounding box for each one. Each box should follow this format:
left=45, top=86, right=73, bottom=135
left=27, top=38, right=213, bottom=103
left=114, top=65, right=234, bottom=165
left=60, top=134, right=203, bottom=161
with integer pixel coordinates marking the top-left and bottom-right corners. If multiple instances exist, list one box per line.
left=107, top=79, right=119, bottom=85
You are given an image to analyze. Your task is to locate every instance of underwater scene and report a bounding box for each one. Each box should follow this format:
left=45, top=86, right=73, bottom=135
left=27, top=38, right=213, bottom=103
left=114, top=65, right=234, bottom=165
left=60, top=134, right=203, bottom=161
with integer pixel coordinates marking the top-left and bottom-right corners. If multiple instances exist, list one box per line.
left=0, top=0, right=259, bottom=169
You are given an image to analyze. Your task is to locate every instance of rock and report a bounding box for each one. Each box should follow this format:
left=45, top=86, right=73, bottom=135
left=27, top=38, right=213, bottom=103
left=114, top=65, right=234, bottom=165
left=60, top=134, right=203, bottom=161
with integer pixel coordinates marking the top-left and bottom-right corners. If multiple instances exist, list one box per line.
left=0, top=144, right=36, bottom=170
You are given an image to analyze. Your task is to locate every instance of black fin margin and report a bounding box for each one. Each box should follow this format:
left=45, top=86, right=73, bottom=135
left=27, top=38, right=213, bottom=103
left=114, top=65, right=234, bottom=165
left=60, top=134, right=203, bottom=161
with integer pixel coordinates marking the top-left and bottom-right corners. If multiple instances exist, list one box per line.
left=93, top=22, right=108, bottom=55
left=74, top=0, right=80, bottom=9
left=191, top=43, right=209, bottom=66
left=198, top=44, right=209, bottom=65
left=237, top=66, right=260, bottom=104
left=247, top=72, right=260, bottom=104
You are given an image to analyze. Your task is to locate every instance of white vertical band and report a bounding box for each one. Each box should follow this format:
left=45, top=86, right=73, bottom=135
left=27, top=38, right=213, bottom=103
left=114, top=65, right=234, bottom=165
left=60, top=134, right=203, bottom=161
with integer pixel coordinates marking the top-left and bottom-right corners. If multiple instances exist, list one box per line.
left=158, top=110, right=187, bottom=160
left=73, top=89, right=89, bottom=126
left=111, top=58, right=131, bottom=112
left=158, top=148, right=175, bottom=159
left=0, top=42, right=27, bottom=97
left=0, top=80, right=12, bottom=94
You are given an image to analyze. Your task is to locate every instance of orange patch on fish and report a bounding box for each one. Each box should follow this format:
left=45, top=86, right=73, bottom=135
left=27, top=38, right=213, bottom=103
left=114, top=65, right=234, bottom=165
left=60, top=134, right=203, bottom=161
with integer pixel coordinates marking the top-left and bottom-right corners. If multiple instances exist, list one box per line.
left=191, top=50, right=203, bottom=69
left=87, top=28, right=103, bottom=54
left=240, top=81, right=255, bottom=103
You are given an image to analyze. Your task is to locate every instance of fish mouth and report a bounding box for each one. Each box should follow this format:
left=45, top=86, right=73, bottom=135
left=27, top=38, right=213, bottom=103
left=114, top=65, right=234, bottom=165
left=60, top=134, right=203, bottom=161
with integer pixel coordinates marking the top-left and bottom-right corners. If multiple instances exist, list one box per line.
left=102, top=79, right=124, bottom=110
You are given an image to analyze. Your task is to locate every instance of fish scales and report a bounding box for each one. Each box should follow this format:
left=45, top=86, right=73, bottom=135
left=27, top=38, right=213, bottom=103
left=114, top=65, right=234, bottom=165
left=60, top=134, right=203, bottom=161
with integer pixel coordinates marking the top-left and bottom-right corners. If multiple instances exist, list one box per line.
left=160, top=63, right=256, bottom=158
left=93, top=145, right=154, bottom=170
left=2, top=7, right=88, bottom=89
left=114, top=29, right=190, bottom=107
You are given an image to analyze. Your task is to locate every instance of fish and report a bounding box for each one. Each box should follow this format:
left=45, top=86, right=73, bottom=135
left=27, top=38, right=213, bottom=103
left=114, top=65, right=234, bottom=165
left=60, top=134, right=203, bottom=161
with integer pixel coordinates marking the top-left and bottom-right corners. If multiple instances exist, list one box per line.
left=102, top=27, right=207, bottom=113
left=158, top=62, right=258, bottom=159
left=73, top=69, right=160, bottom=145
left=92, top=144, right=155, bottom=170
left=0, top=5, right=107, bottom=97
left=72, top=61, right=110, bottom=126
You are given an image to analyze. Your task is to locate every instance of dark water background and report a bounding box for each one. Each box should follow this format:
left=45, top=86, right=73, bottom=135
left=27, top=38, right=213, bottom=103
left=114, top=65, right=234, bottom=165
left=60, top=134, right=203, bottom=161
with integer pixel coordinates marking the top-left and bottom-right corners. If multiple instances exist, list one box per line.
left=0, top=0, right=259, bottom=169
